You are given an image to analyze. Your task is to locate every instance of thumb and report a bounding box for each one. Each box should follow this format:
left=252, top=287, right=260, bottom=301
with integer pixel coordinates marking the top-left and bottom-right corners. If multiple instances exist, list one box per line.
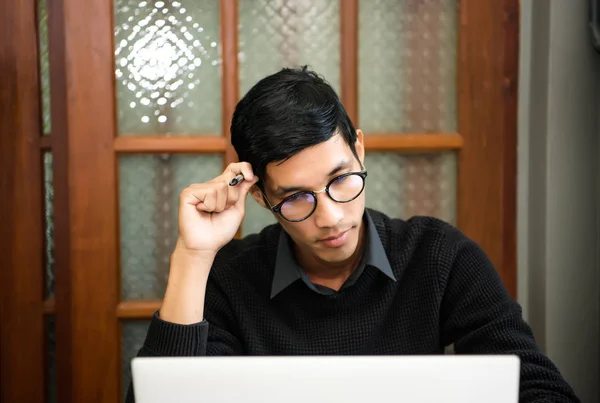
left=233, top=177, right=259, bottom=210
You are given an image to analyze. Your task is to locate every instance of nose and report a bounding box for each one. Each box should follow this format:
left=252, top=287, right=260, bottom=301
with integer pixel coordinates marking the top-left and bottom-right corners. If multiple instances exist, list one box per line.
left=312, top=192, right=344, bottom=229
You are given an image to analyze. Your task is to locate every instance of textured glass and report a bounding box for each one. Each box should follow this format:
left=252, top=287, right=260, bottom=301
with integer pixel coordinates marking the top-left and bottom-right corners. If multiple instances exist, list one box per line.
left=359, top=0, right=458, bottom=133
left=47, top=317, right=56, bottom=403
left=120, top=154, right=222, bottom=300
left=242, top=196, right=278, bottom=237
left=38, top=0, right=51, bottom=134
left=44, top=152, right=55, bottom=297
left=115, top=0, right=221, bottom=135
left=122, top=321, right=151, bottom=401
left=239, top=0, right=340, bottom=96
left=365, top=152, right=456, bottom=224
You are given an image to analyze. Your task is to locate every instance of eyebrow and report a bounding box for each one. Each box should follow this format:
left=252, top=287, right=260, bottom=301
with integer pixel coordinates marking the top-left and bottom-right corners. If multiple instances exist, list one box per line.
left=273, top=159, right=352, bottom=196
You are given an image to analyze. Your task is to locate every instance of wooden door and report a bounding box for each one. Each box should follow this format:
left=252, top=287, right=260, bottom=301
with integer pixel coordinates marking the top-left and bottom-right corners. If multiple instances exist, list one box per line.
left=0, top=1, right=518, bottom=402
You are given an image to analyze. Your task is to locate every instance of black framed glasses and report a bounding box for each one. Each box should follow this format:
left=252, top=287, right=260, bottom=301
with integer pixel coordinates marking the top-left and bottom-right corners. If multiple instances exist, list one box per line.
left=263, top=171, right=368, bottom=222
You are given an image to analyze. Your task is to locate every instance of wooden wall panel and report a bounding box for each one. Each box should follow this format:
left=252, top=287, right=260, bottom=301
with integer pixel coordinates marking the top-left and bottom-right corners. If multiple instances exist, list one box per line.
left=0, top=1, right=45, bottom=402
left=341, top=0, right=358, bottom=125
left=50, top=0, right=120, bottom=401
left=221, top=0, right=240, bottom=167
left=457, top=0, right=519, bottom=296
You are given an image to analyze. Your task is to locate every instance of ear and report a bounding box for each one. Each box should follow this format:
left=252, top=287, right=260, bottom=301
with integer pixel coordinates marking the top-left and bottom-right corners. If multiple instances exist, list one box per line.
left=355, top=129, right=365, bottom=165
left=249, top=184, right=268, bottom=209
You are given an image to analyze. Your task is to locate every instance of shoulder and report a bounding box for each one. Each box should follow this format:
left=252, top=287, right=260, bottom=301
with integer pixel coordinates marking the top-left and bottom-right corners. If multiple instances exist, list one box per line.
left=375, top=209, right=499, bottom=288
left=367, top=209, right=486, bottom=283
left=369, top=209, right=497, bottom=300
left=367, top=208, right=469, bottom=254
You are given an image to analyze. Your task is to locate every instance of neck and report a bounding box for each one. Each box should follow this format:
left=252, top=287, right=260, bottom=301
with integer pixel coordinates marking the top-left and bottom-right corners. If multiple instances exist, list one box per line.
left=294, top=221, right=366, bottom=285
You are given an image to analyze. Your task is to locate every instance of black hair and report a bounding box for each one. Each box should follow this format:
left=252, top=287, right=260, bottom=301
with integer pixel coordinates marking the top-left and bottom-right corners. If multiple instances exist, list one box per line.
left=230, top=66, right=358, bottom=186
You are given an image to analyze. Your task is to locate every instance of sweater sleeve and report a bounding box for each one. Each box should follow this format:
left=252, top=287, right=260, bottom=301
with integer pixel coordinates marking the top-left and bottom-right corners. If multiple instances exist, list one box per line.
left=125, top=273, right=244, bottom=403
left=440, top=237, right=580, bottom=403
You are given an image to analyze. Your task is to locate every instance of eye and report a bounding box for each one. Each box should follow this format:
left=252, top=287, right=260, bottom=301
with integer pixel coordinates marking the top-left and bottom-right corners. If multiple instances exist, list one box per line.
left=332, top=174, right=348, bottom=184
left=284, top=192, right=312, bottom=204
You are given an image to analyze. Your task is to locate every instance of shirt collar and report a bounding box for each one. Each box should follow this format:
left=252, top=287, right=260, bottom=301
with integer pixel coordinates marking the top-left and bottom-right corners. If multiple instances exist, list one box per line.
left=270, top=210, right=396, bottom=298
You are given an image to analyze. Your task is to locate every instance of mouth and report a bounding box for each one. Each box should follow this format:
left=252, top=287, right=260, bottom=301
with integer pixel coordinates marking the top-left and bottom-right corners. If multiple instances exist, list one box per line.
left=318, top=229, right=351, bottom=248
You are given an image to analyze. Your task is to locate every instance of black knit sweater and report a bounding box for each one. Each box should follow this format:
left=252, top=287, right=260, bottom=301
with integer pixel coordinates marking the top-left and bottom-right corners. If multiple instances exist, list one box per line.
left=127, top=210, right=579, bottom=402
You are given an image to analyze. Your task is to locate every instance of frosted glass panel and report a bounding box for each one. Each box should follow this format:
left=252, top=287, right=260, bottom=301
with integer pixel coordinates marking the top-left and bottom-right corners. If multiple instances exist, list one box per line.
left=359, top=0, right=458, bottom=133
left=239, top=0, right=340, bottom=96
left=44, top=152, right=55, bottom=297
left=120, top=154, right=222, bottom=300
left=114, top=0, right=221, bottom=135
left=38, top=0, right=51, bottom=134
left=365, top=152, right=456, bottom=224
left=122, top=321, right=151, bottom=402
left=242, top=196, right=278, bottom=237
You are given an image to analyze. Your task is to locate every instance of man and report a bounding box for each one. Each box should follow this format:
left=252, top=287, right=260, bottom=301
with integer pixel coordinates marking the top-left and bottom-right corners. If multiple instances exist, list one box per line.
left=126, top=67, right=578, bottom=402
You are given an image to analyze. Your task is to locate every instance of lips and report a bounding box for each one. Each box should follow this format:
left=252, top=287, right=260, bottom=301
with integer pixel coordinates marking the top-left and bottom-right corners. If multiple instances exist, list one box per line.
left=318, top=229, right=350, bottom=248
left=322, top=232, right=346, bottom=241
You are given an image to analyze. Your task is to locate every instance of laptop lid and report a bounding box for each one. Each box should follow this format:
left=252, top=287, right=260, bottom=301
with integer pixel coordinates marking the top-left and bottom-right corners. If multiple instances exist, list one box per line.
left=132, top=355, right=520, bottom=403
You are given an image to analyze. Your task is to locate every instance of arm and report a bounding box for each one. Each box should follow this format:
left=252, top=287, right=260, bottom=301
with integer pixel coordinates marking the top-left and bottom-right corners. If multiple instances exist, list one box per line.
left=440, top=237, right=579, bottom=403
left=125, top=162, right=257, bottom=402
left=125, top=270, right=243, bottom=402
left=125, top=249, right=244, bottom=402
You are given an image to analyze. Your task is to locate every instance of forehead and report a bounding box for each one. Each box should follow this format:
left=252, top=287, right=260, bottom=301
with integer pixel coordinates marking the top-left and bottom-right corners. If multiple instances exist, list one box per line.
left=264, top=135, right=356, bottom=189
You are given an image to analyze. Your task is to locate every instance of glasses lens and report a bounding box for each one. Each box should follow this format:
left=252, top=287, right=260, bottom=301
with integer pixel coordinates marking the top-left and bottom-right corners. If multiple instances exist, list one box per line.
left=280, top=192, right=316, bottom=221
left=329, top=173, right=365, bottom=202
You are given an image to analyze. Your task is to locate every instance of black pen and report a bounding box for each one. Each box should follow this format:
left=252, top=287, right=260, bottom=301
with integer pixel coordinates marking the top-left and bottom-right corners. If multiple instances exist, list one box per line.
left=229, top=174, right=244, bottom=186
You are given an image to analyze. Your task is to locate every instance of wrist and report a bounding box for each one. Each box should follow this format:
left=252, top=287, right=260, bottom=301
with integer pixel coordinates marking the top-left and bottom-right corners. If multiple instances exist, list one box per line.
left=173, top=238, right=218, bottom=262
left=169, top=243, right=215, bottom=282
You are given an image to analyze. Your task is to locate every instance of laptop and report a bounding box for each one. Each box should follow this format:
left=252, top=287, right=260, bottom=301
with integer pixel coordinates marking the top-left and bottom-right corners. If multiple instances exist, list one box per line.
left=132, top=355, right=520, bottom=403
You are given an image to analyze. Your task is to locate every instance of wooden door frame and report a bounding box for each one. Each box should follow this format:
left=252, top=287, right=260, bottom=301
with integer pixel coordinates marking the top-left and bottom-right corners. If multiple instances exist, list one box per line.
left=0, top=0, right=46, bottom=402
left=49, top=0, right=121, bottom=401
left=0, top=1, right=519, bottom=402
left=458, top=0, right=519, bottom=295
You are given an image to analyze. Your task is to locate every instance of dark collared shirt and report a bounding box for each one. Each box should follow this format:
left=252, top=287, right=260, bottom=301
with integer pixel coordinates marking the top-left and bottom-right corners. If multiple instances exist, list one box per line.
left=270, top=211, right=397, bottom=298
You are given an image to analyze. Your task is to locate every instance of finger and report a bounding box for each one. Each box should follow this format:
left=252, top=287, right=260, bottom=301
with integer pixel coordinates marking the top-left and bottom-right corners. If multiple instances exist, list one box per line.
left=233, top=179, right=259, bottom=210
left=198, top=179, right=239, bottom=209
left=234, top=176, right=258, bottom=198
left=225, top=183, right=240, bottom=208
left=186, top=182, right=240, bottom=211
left=199, top=187, right=216, bottom=212
left=180, top=186, right=205, bottom=207
left=213, top=181, right=228, bottom=213
left=225, top=162, right=255, bottom=182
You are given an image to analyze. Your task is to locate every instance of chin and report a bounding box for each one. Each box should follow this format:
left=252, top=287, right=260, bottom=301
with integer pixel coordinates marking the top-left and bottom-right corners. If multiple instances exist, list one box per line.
left=312, top=248, right=347, bottom=262
left=316, top=249, right=356, bottom=264
left=314, top=231, right=360, bottom=263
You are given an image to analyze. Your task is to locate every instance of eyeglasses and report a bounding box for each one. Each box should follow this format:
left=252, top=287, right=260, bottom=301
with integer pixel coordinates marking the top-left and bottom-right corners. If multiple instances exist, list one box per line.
left=262, top=171, right=368, bottom=222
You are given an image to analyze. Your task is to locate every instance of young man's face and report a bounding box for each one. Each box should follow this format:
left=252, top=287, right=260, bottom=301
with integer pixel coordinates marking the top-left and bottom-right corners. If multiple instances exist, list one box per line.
left=251, top=130, right=366, bottom=265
